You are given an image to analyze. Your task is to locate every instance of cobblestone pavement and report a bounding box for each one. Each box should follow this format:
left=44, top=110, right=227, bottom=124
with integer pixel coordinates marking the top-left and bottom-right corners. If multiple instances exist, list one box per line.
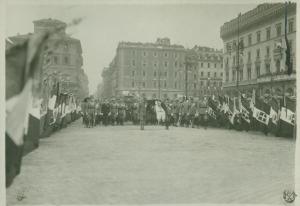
left=6, top=120, right=295, bottom=205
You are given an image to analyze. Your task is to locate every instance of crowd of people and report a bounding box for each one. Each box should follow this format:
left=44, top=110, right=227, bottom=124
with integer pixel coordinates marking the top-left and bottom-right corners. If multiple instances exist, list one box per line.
left=79, top=92, right=296, bottom=138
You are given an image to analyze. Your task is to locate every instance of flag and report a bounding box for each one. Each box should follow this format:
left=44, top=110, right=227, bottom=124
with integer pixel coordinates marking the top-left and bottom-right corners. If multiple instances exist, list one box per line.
left=280, top=96, right=295, bottom=126
left=5, top=32, right=49, bottom=187
left=207, top=97, right=217, bottom=119
left=240, top=95, right=251, bottom=123
left=269, top=97, right=280, bottom=125
left=252, top=96, right=270, bottom=125
left=284, top=2, right=292, bottom=75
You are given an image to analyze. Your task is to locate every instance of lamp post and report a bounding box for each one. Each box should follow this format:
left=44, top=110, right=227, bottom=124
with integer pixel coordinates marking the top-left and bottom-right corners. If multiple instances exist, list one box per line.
left=236, top=13, right=242, bottom=96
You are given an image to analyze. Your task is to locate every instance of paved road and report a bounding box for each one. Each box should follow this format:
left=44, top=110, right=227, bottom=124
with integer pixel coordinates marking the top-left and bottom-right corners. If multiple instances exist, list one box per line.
left=6, top=120, right=295, bottom=205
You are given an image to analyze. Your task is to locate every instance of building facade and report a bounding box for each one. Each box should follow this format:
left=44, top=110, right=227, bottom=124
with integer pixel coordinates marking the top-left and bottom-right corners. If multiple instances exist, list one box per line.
left=190, top=46, right=223, bottom=97
left=102, top=38, right=223, bottom=99
left=7, top=18, right=89, bottom=100
left=220, top=3, right=296, bottom=97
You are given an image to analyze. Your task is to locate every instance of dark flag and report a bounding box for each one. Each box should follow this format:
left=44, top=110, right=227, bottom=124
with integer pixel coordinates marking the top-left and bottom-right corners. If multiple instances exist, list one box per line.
left=268, top=97, right=280, bottom=136
left=278, top=96, right=295, bottom=137
left=285, top=2, right=292, bottom=75
left=5, top=32, right=48, bottom=187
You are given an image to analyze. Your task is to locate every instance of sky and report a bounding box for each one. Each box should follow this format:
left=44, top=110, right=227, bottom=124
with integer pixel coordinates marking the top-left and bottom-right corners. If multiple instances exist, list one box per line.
left=6, top=2, right=258, bottom=94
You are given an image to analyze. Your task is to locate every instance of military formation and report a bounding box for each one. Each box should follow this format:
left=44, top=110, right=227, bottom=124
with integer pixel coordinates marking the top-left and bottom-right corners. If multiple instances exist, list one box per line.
left=80, top=92, right=296, bottom=138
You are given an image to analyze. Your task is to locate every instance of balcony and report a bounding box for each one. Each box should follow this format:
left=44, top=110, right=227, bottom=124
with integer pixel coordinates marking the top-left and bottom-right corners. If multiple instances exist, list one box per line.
left=257, top=71, right=296, bottom=83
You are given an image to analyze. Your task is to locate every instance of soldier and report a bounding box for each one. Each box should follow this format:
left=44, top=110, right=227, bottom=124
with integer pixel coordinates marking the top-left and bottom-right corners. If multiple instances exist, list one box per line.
left=117, top=101, right=126, bottom=125
left=95, top=100, right=102, bottom=126
left=189, top=100, right=197, bottom=128
left=81, top=98, right=88, bottom=127
left=138, top=97, right=147, bottom=130
left=101, top=99, right=110, bottom=126
left=87, top=97, right=95, bottom=128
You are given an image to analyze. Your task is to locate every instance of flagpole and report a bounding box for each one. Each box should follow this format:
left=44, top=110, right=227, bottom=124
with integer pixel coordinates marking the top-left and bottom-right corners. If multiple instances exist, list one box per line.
left=236, top=13, right=241, bottom=96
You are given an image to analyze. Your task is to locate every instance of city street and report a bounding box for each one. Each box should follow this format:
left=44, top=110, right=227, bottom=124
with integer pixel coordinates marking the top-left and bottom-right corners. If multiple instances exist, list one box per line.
left=6, top=120, right=295, bottom=205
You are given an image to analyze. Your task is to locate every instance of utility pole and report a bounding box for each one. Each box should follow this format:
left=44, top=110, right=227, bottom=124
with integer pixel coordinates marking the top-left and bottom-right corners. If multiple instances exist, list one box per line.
left=158, top=66, right=161, bottom=99
left=185, top=62, right=188, bottom=98
left=236, top=13, right=241, bottom=96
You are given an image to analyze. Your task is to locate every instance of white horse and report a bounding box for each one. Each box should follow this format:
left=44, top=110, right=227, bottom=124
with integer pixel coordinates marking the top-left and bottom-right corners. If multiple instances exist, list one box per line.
left=155, top=100, right=166, bottom=125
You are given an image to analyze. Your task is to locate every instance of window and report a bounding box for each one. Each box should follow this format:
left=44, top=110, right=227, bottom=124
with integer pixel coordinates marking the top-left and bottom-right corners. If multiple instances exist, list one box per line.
left=201, top=71, right=203, bottom=77
left=247, top=66, right=251, bottom=80
left=164, top=61, right=168, bottom=67
left=256, top=49, right=260, bottom=59
left=233, top=56, right=236, bottom=66
left=53, top=56, right=58, bottom=64
left=265, top=63, right=270, bottom=74
left=132, top=71, right=135, bottom=76
left=214, top=63, right=217, bottom=68
left=232, top=70, right=236, bottom=81
left=175, top=82, right=177, bottom=89
left=266, top=46, right=270, bottom=57
left=64, top=56, right=69, bottom=65
left=132, top=60, right=136, bottom=66
left=289, top=20, right=294, bottom=33
left=256, top=64, right=261, bottom=77
left=219, top=82, right=222, bottom=87
left=226, top=71, right=229, bottom=82
left=174, top=53, right=178, bottom=58
left=143, top=61, right=146, bottom=67
left=208, top=63, right=210, bottom=68
left=174, top=61, right=178, bottom=67
left=154, top=52, right=157, bottom=57
left=154, top=62, right=157, bottom=67
left=201, top=62, right=203, bottom=67
left=220, top=72, right=223, bottom=77
left=208, top=72, right=210, bottom=77
left=276, top=23, right=281, bottom=37
left=256, top=31, right=261, bottom=43
left=164, top=81, right=167, bottom=88
left=63, top=43, right=69, bottom=51
left=143, top=71, right=146, bottom=76
left=164, top=71, right=167, bottom=77
left=214, top=72, right=217, bottom=77
left=276, top=60, right=280, bottom=73
left=240, top=70, right=243, bottom=81
left=200, top=81, right=203, bottom=86
left=221, top=64, right=223, bottom=68
left=248, top=34, right=252, bottom=46
left=194, top=83, right=196, bottom=89
left=143, top=51, right=147, bottom=56
left=247, top=52, right=251, bottom=61
left=175, top=72, right=177, bottom=78
left=164, top=52, right=168, bottom=57
left=154, top=71, right=157, bottom=77
left=194, top=74, right=196, bottom=80
left=266, top=27, right=271, bottom=40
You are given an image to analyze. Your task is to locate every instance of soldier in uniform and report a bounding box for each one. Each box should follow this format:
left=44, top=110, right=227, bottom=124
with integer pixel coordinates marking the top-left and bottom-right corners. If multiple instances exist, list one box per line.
left=101, top=99, right=110, bottom=126
left=117, top=100, right=126, bottom=125
left=138, top=97, right=147, bottom=130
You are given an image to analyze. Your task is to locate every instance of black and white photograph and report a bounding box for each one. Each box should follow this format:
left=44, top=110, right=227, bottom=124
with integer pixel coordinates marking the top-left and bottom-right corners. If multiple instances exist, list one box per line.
left=1, top=0, right=299, bottom=205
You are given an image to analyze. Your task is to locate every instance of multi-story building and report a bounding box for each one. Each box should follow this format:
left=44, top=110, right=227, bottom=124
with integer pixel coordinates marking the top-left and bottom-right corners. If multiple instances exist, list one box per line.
left=6, top=18, right=89, bottom=100
left=190, top=46, right=223, bottom=97
left=103, top=38, right=186, bottom=99
left=220, top=3, right=296, bottom=97
left=102, top=38, right=223, bottom=99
